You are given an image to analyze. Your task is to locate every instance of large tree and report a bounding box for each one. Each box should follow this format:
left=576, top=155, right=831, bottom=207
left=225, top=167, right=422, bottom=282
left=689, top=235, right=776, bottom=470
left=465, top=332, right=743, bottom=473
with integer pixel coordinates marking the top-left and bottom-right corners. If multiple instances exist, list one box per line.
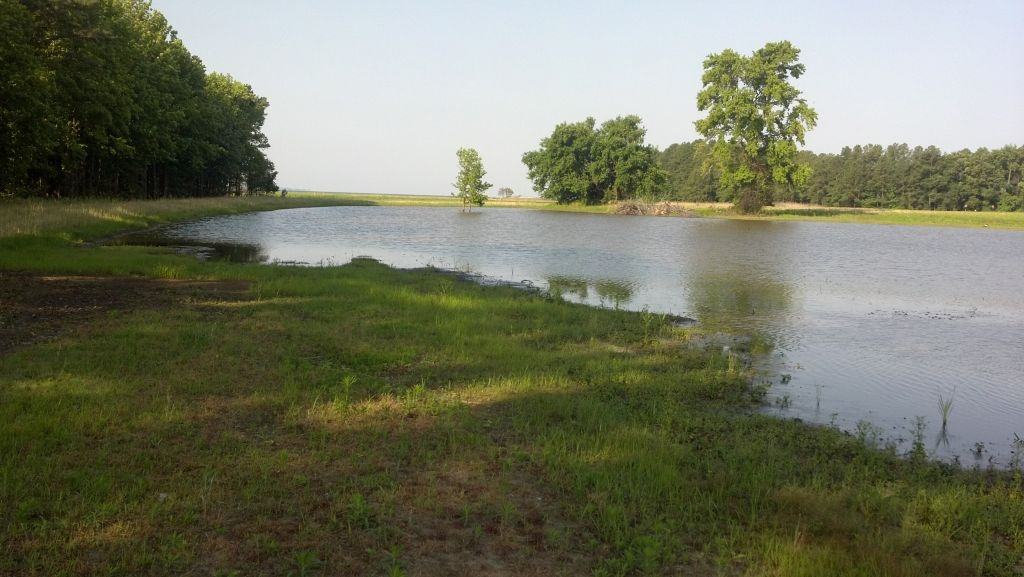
left=453, top=147, right=491, bottom=211
left=523, top=116, right=665, bottom=204
left=695, top=41, right=817, bottom=213
left=592, top=116, right=667, bottom=202
left=522, top=118, right=600, bottom=204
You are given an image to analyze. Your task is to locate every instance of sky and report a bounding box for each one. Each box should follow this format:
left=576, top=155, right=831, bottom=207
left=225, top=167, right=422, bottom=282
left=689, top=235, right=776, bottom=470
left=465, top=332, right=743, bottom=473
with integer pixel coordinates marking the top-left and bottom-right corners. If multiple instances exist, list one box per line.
left=152, top=0, right=1024, bottom=196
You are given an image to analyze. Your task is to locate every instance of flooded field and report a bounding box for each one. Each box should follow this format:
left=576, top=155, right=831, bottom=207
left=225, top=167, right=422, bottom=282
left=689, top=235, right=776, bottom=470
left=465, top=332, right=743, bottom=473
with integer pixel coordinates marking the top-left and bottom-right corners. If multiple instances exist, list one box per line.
left=134, top=206, right=1024, bottom=465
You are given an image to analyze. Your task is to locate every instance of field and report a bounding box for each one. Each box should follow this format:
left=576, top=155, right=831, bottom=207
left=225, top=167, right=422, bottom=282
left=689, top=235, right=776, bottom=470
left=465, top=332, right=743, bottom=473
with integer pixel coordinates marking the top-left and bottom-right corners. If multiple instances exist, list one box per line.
left=1, top=196, right=1022, bottom=576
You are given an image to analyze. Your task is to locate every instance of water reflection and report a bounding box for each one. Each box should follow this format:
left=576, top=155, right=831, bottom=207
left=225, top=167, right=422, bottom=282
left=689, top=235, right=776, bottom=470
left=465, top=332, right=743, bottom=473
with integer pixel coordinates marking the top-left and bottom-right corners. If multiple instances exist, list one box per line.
left=545, top=276, right=637, bottom=310
left=594, top=280, right=635, bottom=309
left=685, top=272, right=793, bottom=334
left=547, top=275, right=589, bottom=301
left=114, top=232, right=267, bottom=263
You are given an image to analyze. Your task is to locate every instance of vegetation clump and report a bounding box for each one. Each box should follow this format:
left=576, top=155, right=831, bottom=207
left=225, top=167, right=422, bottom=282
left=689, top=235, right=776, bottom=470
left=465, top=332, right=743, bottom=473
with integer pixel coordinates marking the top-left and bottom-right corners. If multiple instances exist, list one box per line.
left=452, top=147, right=491, bottom=211
left=522, top=115, right=667, bottom=204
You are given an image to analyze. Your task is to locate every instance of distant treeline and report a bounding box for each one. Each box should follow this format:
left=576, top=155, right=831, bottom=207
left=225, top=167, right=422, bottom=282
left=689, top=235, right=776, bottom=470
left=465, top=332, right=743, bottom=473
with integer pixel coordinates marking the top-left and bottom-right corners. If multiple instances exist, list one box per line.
left=661, top=142, right=1024, bottom=211
left=0, top=0, right=277, bottom=198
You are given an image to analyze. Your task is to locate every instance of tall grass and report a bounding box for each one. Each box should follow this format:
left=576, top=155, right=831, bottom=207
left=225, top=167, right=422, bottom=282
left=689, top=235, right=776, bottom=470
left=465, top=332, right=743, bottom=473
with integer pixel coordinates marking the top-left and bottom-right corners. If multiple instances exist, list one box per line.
left=938, top=388, right=956, bottom=429
left=0, top=193, right=363, bottom=241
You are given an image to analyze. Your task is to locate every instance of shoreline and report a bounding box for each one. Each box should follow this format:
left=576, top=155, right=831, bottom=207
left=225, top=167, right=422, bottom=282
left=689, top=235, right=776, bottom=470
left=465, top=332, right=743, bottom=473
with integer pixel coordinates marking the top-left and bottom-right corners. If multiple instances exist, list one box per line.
left=289, top=192, right=1024, bottom=230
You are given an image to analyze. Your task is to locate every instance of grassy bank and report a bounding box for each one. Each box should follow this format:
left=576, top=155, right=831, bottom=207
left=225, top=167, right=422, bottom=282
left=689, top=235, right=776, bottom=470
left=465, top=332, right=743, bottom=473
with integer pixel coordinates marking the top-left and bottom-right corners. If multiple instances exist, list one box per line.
left=300, top=191, right=1024, bottom=229
left=721, top=203, right=1024, bottom=230
left=1, top=198, right=1022, bottom=576
left=296, top=191, right=614, bottom=214
left=0, top=194, right=372, bottom=242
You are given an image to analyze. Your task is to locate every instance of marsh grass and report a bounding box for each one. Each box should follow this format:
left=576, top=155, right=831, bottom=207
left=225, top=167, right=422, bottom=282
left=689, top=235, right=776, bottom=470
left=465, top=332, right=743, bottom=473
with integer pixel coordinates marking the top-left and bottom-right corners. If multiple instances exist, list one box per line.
left=938, top=387, right=956, bottom=429
left=0, top=198, right=1022, bottom=575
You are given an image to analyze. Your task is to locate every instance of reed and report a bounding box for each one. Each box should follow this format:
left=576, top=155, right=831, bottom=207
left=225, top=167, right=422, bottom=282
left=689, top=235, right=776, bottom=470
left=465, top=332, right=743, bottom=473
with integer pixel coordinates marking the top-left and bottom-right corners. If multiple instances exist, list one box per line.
left=937, top=387, right=956, bottom=429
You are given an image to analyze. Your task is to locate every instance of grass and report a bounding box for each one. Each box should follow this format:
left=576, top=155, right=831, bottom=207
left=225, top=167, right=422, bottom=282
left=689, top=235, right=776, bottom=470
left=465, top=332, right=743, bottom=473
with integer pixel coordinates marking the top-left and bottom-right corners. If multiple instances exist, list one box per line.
left=1, top=197, right=1022, bottom=576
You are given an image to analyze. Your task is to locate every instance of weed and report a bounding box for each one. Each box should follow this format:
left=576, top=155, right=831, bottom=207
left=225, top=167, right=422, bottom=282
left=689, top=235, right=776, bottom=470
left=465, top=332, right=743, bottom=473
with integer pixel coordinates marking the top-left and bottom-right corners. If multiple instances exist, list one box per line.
left=339, top=373, right=357, bottom=407
left=384, top=545, right=406, bottom=577
left=909, top=416, right=928, bottom=462
left=346, top=493, right=374, bottom=531
left=855, top=420, right=884, bottom=449
left=290, top=550, right=323, bottom=577
left=1012, top=434, right=1024, bottom=470
left=640, top=307, right=660, bottom=343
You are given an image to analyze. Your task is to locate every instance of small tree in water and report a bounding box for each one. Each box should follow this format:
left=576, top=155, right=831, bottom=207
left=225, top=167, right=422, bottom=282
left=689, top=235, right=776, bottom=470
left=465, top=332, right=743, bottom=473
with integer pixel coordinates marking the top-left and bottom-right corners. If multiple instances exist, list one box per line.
left=695, top=41, right=817, bottom=213
left=453, top=147, right=491, bottom=211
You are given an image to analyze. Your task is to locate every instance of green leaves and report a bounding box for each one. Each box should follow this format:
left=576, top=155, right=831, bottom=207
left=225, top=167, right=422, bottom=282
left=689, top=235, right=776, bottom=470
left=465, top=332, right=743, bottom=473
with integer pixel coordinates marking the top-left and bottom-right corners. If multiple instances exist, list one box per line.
left=522, top=116, right=666, bottom=204
left=1, top=0, right=277, bottom=198
left=696, top=41, right=817, bottom=213
left=453, top=147, right=491, bottom=210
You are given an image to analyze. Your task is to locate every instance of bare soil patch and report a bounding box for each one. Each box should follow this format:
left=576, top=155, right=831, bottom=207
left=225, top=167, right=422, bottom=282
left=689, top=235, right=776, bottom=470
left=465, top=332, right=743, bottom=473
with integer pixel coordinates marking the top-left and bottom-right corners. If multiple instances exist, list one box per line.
left=0, top=272, right=249, bottom=355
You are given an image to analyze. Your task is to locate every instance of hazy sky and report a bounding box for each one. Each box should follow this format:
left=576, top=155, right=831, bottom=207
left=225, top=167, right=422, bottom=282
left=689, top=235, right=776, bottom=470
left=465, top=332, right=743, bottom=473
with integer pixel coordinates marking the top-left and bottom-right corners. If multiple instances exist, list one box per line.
left=153, top=0, right=1023, bottom=196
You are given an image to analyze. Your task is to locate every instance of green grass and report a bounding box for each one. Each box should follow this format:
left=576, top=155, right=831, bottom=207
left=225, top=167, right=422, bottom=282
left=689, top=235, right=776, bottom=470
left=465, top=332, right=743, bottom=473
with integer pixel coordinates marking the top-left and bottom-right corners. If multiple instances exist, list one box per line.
left=1, top=197, right=1022, bottom=576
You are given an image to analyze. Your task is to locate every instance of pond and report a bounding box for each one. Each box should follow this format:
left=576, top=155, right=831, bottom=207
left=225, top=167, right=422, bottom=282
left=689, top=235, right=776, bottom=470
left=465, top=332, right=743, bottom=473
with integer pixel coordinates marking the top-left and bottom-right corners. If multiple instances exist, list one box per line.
left=133, top=206, right=1024, bottom=466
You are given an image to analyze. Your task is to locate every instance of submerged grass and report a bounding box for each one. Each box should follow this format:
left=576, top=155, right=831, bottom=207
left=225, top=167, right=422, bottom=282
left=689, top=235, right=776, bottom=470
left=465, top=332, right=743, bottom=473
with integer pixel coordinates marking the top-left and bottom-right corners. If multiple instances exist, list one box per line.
left=0, top=198, right=1022, bottom=576
left=938, top=388, right=957, bottom=430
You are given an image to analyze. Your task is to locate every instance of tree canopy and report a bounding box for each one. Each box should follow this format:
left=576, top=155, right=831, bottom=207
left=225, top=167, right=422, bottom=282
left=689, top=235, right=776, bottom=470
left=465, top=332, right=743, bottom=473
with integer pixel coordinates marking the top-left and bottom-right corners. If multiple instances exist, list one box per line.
left=522, top=116, right=666, bottom=204
left=0, top=0, right=277, bottom=198
left=695, top=41, right=817, bottom=212
left=453, top=147, right=491, bottom=210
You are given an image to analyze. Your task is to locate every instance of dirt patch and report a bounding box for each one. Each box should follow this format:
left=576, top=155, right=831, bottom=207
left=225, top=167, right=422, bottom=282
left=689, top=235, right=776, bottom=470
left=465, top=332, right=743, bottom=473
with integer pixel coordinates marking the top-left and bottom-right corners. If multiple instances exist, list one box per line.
left=395, top=459, right=598, bottom=577
left=615, top=201, right=697, bottom=217
left=0, top=272, right=250, bottom=355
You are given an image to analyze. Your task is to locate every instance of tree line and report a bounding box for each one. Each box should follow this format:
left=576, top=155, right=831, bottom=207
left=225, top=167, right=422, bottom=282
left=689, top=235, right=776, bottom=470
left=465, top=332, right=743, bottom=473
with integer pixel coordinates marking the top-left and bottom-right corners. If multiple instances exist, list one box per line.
left=660, top=141, right=1024, bottom=211
left=522, top=42, right=814, bottom=212
left=522, top=41, right=1022, bottom=213
left=0, top=0, right=278, bottom=198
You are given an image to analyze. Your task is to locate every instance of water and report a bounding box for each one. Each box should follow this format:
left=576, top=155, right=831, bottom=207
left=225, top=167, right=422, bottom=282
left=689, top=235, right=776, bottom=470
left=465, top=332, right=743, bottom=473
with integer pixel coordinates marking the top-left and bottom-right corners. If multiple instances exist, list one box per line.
left=139, top=206, right=1024, bottom=466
